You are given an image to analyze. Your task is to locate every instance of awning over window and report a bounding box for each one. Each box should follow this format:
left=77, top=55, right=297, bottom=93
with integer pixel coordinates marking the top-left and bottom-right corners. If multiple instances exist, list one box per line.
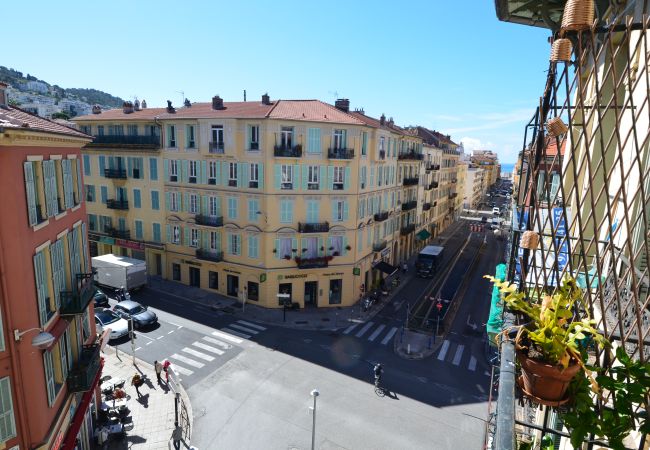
left=416, top=230, right=432, bottom=241
left=44, top=317, right=71, bottom=351
left=372, top=261, right=398, bottom=276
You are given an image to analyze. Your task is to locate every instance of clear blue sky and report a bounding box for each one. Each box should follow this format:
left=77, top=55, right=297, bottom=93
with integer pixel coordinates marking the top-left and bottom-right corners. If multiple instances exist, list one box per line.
left=3, top=0, right=551, bottom=163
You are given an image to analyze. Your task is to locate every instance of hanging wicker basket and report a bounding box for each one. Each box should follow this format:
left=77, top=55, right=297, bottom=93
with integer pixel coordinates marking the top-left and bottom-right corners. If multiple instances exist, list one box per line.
left=546, top=117, right=568, bottom=137
left=561, top=0, right=594, bottom=31
left=520, top=230, right=539, bottom=250
left=550, top=38, right=572, bottom=62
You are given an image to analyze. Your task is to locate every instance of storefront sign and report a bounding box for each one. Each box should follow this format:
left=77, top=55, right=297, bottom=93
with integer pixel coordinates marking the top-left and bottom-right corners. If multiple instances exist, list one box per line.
left=116, top=239, right=145, bottom=250
left=146, top=242, right=165, bottom=250
left=89, top=233, right=115, bottom=245
left=324, top=272, right=344, bottom=276
left=88, top=233, right=101, bottom=241
left=260, top=273, right=267, bottom=283
left=353, top=267, right=361, bottom=276
left=283, top=274, right=308, bottom=279
left=224, top=268, right=241, bottom=274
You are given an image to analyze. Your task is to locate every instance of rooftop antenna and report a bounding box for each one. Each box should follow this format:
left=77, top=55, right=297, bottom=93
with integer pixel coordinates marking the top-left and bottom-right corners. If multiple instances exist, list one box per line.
left=176, top=90, right=185, bottom=107
left=328, top=90, right=339, bottom=99
left=244, top=89, right=247, bottom=102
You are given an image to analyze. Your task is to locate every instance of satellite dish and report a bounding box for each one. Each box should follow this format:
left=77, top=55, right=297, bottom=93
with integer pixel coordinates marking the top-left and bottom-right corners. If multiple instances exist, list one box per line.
left=31, top=331, right=55, bottom=350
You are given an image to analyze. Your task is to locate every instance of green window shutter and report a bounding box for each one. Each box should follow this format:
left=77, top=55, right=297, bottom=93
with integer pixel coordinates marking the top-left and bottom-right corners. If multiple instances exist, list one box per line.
left=288, top=201, right=294, bottom=223
left=166, top=225, right=171, bottom=243
left=43, top=161, right=56, bottom=217
left=302, top=165, right=308, bottom=190
left=258, top=163, right=264, bottom=188
left=34, top=251, right=48, bottom=326
left=202, top=230, right=209, bottom=249
left=165, top=192, right=171, bottom=211
left=222, top=163, right=229, bottom=186
left=201, top=160, right=207, bottom=184
left=99, top=155, right=106, bottom=177
left=150, top=158, right=158, bottom=181
left=331, top=200, right=336, bottom=221
left=318, top=237, right=324, bottom=256
left=138, top=157, right=145, bottom=179
left=202, top=195, right=209, bottom=215
left=24, top=162, right=38, bottom=226
left=43, top=352, right=56, bottom=406
left=274, top=164, right=281, bottom=190
left=241, top=163, right=249, bottom=187
left=319, top=166, right=326, bottom=191
left=184, top=227, right=190, bottom=246
left=215, top=161, right=222, bottom=185
left=370, top=167, right=375, bottom=187
left=184, top=193, right=190, bottom=213
left=135, top=220, right=143, bottom=239
left=343, top=201, right=349, bottom=221
left=327, top=166, right=334, bottom=191
left=81, top=222, right=88, bottom=271
left=153, top=223, right=161, bottom=243
left=164, top=159, right=169, bottom=180
left=293, top=165, right=300, bottom=190
left=343, top=236, right=348, bottom=255
left=127, top=157, right=134, bottom=178
left=344, top=167, right=351, bottom=191
left=181, top=160, right=189, bottom=183
left=76, top=158, right=83, bottom=203
left=133, top=189, right=141, bottom=208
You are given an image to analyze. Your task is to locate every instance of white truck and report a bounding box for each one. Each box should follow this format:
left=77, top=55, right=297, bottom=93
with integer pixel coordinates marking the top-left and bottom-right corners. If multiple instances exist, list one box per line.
left=92, top=254, right=147, bottom=291
left=415, top=245, right=444, bottom=278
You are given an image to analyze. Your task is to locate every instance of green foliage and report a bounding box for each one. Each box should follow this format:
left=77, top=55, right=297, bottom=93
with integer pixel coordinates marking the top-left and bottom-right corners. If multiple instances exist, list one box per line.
left=51, top=111, right=71, bottom=120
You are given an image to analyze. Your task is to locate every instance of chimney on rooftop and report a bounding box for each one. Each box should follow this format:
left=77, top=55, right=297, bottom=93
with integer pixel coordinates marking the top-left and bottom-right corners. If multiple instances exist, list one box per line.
left=212, top=95, right=224, bottom=110
left=92, top=104, right=102, bottom=114
left=261, top=93, right=271, bottom=105
left=141, top=99, right=147, bottom=109
left=380, top=114, right=386, bottom=126
left=123, top=101, right=134, bottom=114
left=0, top=82, right=7, bottom=109
left=166, top=100, right=176, bottom=113
left=388, top=117, right=394, bottom=127
left=134, top=99, right=141, bottom=111
left=334, top=98, right=350, bottom=112
left=184, top=98, right=191, bottom=108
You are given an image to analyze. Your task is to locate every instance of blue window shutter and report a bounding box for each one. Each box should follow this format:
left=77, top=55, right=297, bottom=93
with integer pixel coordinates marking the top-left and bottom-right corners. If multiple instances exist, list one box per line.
left=166, top=225, right=171, bottom=243
left=150, top=158, right=158, bottom=180
left=133, top=189, right=141, bottom=208
left=164, top=159, right=169, bottom=180
left=127, top=157, right=134, bottom=178
left=370, top=167, right=375, bottom=187
left=201, top=161, right=207, bottom=184
left=216, top=197, right=222, bottom=216
left=331, top=200, right=336, bottom=221
left=83, top=155, right=91, bottom=176
left=293, top=165, right=300, bottom=190
left=274, top=164, right=281, bottom=190
left=184, top=227, right=190, bottom=246
left=202, top=196, right=209, bottom=215
left=241, top=163, right=248, bottom=187
left=302, top=165, right=308, bottom=190
left=215, top=161, right=222, bottom=185
left=184, top=193, right=190, bottom=213
left=135, top=220, right=143, bottom=239
left=24, top=162, right=37, bottom=226
left=99, top=156, right=106, bottom=177
left=76, top=158, right=83, bottom=203
left=344, top=167, right=351, bottom=191
left=343, top=201, right=349, bottom=221
left=319, top=166, right=326, bottom=191
left=327, top=166, right=334, bottom=191
left=165, top=192, right=171, bottom=210
left=100, top=186, right=108, bottom=204
left=258, top=163, right=264, bottom=188
left=181, top=160, right=188, bottom=183
left=288, top=201, right=294, bottom=223
left=153, top=223, right=161, bottom=243
left=34, top=251, right=48, bottom=326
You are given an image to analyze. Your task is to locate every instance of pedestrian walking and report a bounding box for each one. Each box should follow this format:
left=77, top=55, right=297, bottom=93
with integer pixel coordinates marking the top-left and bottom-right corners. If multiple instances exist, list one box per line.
left=154, top=360, right=163, bottom=384
left=131, top=373, right=143, bottom=398
left=402, top=261, right=408, bottom=273
left=163, top=359, right=171, bottom=383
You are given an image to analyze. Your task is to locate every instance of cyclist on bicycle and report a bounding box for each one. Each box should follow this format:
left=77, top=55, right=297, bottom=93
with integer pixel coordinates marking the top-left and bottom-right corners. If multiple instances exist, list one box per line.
left=373, top=363, right=384, bottom=386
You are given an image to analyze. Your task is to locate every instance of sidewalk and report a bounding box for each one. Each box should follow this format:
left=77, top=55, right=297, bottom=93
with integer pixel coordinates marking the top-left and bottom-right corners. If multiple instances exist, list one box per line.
left=93, top=346, right=193, bottom=450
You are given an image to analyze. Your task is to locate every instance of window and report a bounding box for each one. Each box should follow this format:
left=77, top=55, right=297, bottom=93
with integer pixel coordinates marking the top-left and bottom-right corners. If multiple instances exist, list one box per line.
left=135, top=220, right=143, bottom=239
left=248, top=199, right=259, bottom=222
left=379, top=136, right=385, bottom=152
left=169, top=160, right=178, bottom=182
left=167, top=125, right=176, bottom=148
left=190, top=228, right=199, bottom=247
left=97, top=125, right=105, bottom=136
left=228, top=233, right=241, bottom=255
left=186, top=125, right=196, bottom=148
left=151, top=190, right=160, bottom=210
left=248, top=235, right=259, bottom=258
left=209, top=231, right=220, bottom=250
left=280, top=200, right=293, bottom=223
left=360, top=167, right=367, bottom=189
left=169, top=192, right=179, bottom=212
left=189, top=161, right=198, bottom=183
left=377, top=167, right=383, bottom=187
left=249, top=125, right=259, bottom=150
left=209, top=196, right=219, bottom=216
left=280, top=127, right=293, bottom=149
left=333, top=129, right=346, bottom=149
left=209, top=271, right=218, bottom=289
left=132, top=188, right=141, bottom=208
left=228, top=163, right=238, bottom=187
left=249, top=163, right=259, bottom=188
left=153, top=223, right=161, bottom=242
left=88, top=214, right=97, bottom=231
left=307, top=165, right=319, bottom=190
left=277, top=237, right=293, bottom=259
left=208, top=161, right=218, bottom=185
left=306, top=200, right=319, bottom=223
left=307, top=128, right=321, bottom=153
left=210, top=125, right=224, bottom=152
left=82, top=154, right=91, bottom=176
left=85, top=185, right=95, bottom=202
left=172, top=225, right=181, bottom=244
left=333, top=167, right=344, bottom=190
left=172, top=263, right=181, bottom=281
left=227, top=197, right=237, bottom=219
left=189, top=194, right=198, bottom=214
left=247, top=281, right=259, bottom=301
left=329, top=236, right=343, bottom=255
left=127, top=124, right=138, bottom=136
left=333, top=200, right=348, bottom=222
left=281, top=164, right=293, bottom=189
left=361, top=132, right=368, bottom=156
left=329, top=279, right=342, bottom=304
left=149, top=158, right=158, bottom=180
left=108, top=125, right=124, bottom=136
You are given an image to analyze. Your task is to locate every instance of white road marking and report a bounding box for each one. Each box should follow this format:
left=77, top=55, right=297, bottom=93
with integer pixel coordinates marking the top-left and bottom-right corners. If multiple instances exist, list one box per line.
left=169, top=364, right=193, bottom=376
left=468, top=356, right=477, bottom=371
left=237, top=320, right=266, bottom=331
left=368, top=324, right=386, bottom=342
left=135, top=347, right=141, bottom=351
left=168, top=330, right=175, bottom=334
left=437, top=340, right=450, bottom=361
left=182, top=347, right=215, bottom=361
left=203, top=336, right=232, bottom=349
left=381, top=327, right=398, bottom=345
left=476, top=384, right=485, bottom=394
left=355, top=322, right=374, bottom=338
left=193, top=341, right=225, bottom=355
left=170, top=353, right=204, bottom=368
left=452, top=344, right=465, bottom=366
left=212, top=330, right=243, bottom=344
left=221, top=328, right=251, bottom=339
left=229, top=323, right=259, bottom=334
left=157, top=336, right=164, bottom=340
left=343, top=323, right=359, bottom=335
left=146, top=341, right=153, bottom=346
left=169, top=322, right=183, bottom=329
left=137, top=333, right=155, bottom=341
left=484, top=371, right=491, bottom=377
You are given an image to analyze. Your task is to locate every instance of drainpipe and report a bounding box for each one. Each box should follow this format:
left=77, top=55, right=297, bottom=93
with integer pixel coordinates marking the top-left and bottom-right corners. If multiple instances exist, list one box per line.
left=495, top=313, right=516, bottom=450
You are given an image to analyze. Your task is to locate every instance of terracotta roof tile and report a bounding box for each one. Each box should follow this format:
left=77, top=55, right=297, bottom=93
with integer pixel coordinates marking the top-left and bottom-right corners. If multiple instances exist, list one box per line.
left=268, top=100, right=365, bottom=125
left=0, top=106, right=91, bottom=139
left=159, top=101, right=274, bottom=119
left=347, top=111, right=406, bottom=134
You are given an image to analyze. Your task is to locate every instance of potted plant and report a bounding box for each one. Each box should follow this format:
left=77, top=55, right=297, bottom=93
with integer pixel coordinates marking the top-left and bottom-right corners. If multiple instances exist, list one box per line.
left=320, top=246, right=325, bottom=251
left=333, top=251, right=340, bottom=256
left=485, top=276, right=607, bottom=405
left=272, top=248, right=277, bottom=253
left=283, top=255, right=291, bottom=260
left=345, top=245, right=352, bottom=251
left=302, top=248, right=308, bottom=252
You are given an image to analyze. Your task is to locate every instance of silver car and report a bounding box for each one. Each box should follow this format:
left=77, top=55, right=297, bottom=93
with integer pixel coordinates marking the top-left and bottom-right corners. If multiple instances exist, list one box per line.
left=95, top=310, right=130, bottom=340
left=113, top=300, right=158, bottom=329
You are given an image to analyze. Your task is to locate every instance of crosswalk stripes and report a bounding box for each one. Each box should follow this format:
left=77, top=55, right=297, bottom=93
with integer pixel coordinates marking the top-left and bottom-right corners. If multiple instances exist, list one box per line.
left=355, top=322, right=375, bottom=338
left=237, top=320, right=266, bottom=331
left=437, top=340, right=450, bottom=361
left=170, top=364, right=193, bottom=376
left=468, top=356, right=477, bottom=371
left=343, top=323, right=359, bottom=335
left=221, top=328, right=251, bottom=339
left=203, top=336, right=232, bottom=350
left=193, top=341, right=225, bottom=355
left=367, top=324, right=386, bottom=342
left=212, top=330, right=243, bottom=344
left=452, top=344, right=465, bottom=366
left=182, top=347, right=215, bottom=362
left=381, top=327, right=398, bottom=345
left=170, top=353, right=205, bottom=368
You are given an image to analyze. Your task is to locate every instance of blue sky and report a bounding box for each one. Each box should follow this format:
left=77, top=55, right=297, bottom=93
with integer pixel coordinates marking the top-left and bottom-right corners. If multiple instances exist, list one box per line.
left=3, top=1, right=551, bottom=163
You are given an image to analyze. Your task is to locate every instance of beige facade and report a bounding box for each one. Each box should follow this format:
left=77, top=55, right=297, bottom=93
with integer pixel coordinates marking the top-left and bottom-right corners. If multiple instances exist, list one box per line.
left=463, top=166, right=485, bottom=209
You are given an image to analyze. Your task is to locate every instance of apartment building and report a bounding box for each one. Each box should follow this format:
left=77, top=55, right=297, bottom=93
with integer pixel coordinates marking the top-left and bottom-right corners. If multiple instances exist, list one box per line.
left=464, top=166, right=485, bottom=209
left=0, top=82, right=99, bottom=450
left=75, top=96, right=433, bottom=308
left=470, top=149, right=500, bottom=186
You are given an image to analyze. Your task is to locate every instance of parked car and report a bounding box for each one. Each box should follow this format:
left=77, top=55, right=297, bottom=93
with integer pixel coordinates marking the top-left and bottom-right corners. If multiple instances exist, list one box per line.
left=95, top=310, right=130, bottom=341
left=492, top=207, right=501, bottom=215
left=94, top=287, right=110, bottom=308
left=113, top=300, right=158, bottom=329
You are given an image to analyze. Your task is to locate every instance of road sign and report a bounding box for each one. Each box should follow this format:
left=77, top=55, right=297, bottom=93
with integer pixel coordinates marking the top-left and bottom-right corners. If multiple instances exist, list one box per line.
left=436, top=302, right=442, bottom=311
left=277, top=293, right=291, bottom=298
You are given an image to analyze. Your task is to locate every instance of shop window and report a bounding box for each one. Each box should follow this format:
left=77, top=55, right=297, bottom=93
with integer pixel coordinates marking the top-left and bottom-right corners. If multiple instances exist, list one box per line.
left=209, top=271, right=218, bottom=289
left=329, top=279, right=342, bottom=304
left=247, top=281, right=259, bottom=302
left=172, top=263, right=181, bottom=281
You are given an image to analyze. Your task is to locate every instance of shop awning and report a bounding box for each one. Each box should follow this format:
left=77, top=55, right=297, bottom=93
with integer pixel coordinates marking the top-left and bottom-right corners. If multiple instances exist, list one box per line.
left=416, top=230, right=432, bottom=241
left=373, top=261, right=398, bottom=276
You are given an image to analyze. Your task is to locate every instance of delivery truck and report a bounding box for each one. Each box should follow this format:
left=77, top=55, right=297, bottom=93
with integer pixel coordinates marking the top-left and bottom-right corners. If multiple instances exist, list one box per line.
left=415, top=245, right=444, bottom=278
left=92, top=254, right=147, bottom=291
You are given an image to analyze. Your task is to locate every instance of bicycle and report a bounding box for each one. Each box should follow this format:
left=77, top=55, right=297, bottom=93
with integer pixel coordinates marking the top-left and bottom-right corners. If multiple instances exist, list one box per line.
left=374, top=376, right=385, bottom=397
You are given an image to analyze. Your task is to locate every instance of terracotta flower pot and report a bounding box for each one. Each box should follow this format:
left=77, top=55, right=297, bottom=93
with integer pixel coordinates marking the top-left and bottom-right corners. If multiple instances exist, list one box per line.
left=517, top=350, right=580, bottom=405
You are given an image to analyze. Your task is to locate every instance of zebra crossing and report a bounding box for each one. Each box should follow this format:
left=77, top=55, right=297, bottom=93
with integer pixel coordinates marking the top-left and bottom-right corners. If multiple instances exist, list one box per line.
left=342, top=321, right=400, bottom=347
left=165, top=320, right=266, bottom=377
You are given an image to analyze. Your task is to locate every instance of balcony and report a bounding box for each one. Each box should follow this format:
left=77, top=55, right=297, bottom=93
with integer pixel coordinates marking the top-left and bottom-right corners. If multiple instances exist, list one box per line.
left=431, top=164, right=440, bottom=171
left=195, top=215, right=223, bottom=228
left=87, top=134, right=161, bottom=149
left=60, top=273, right=96, bottom=316
left=67, top=344, right=102, bottom=393
left=106, top=199, right=129, bottom=210
left=400, top=224, right=416, bottom=235
left=432, top=201, right=437, bottom=207
left=372, top=240, right=387, bottom=252
left=274, top=144, right=302, bottom=157
left=423, top=202, right=432, bottom=211
left=105, top=227, right=130, bottom=239
left=295, top=256, right=329, bottom=269
left=398, top=152, right=424, bottom=161
left=451, top=178, right=458, bottom=184
left=430, top=181, right=439, bottom=189
left=374, top=211, right=389, bottom=222
left=448, top=192, right=458, bottom=199
left=327, top=148, right=354, bottom=159
left=402, top=177, right=419, bottom=186
left=196, top=249, right=224, bottom=263
left=298, top=222, right=329, bottom=233
left=209, top=141, right=225, bottom=154
left=379, top=150, right=386, bottom=160
left=401, top=200, right=417, bottom=211
left=104, top=169, right=127, bottom=179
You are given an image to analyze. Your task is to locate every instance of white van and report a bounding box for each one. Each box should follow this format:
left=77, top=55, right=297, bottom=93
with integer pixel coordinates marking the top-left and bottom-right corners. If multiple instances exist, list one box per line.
left=492, top=207, right=501, bottom=215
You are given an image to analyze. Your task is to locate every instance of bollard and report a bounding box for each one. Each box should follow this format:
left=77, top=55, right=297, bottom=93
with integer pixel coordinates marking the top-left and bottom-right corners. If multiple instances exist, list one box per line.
left=407, top=344, right=411, bottom=354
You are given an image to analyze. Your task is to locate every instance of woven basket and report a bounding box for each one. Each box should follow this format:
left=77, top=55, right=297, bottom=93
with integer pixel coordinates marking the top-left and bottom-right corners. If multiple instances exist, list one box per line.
left=520, top=231, right=539, bottom=250
left=550, top=39, right=572, bottom=62
left=547, top=117, right=568, bottom=137
left=561, top=0, right=594, bottom=31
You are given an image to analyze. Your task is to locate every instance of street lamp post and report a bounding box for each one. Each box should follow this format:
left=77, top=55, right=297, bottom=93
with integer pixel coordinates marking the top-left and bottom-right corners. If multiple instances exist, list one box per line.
left=130, top=317, right=136, bottom=366
left=310, top=389, right=320, bottom=450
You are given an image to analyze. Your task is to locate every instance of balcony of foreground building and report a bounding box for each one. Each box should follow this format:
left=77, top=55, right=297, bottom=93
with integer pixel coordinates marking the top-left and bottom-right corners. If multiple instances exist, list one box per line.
left=372, top=240, right=387, bottom=252
left=378, top=150, right=386, bottom=160
left=430, top=181, right=439, bottom=189
left=103, top=168, right=127, bottom=179
left=327, top=148, right=354, bottom=159
left=87, top=135, right=161, bottom=149
left=401, top=200, right=417, bottom=211
left=451, top=178, right=458, bottom=184
left=400, top=224, right=415, bottom=235
left=209, top=141, right=225, bottom=154
left=402, top=177, right=419, bottom=186
left=295, top=256, right=329, bottom=269
left=59, top=273, right=96, bottom=316
left=196, top=249, right=224, bottom=263
left=448, top=192, right=458, bottom=200
left=195, top=215, right=224, bottom=228
left=374, top=211, right=389, bottom=222
left=67, top=344, right=102, bottom=393
left=298, top=222, right=329, bottom=233
left=105, top=227, right=130, bottom=239
left=422, top=202, right=432, bottom=211
left=274, top=144, right=303, bottom=157
left=430, top=164, right=440, bottom=171
left=398, top=152, right=424, bottom=161
left=106, top=199, right=129, bottom=210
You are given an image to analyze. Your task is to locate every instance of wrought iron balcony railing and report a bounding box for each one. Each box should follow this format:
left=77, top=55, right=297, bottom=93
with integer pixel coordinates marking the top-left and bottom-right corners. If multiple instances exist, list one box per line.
left=374, top=211, right=389, bottom=222
left=209, top=141, right=225, bottom=153
left=298, top=222, right=329, bottom=233
left=195, top=249, right=223, bottom=263
left=401, top=200, right=417, bottom=211
left=372, top=240, right=387, bottom=252
left=327, top=148, right=354, bottom=159
left=106, top=199, right=129, bottom=210
left=379, top=150, right=386, bottom=160
left=105, top=227, right=130, bottom=239
left=295, top=256, right=329, bottom=269
left=397, top=152, right=424, bottom=160
left=195, top=215, right=223, bottom=228
left=402, top=177, right=419, bottom=186
left=400, top=224, right=415, bottom=235
left=87, top=135, right=161, bottom=148
left=103, top=168, right=127, bottom=179
left=422, top=202, right=431, bottom=211
left=67, top=344, right=102, bottom=393
left=273, top=145, right=302, bottom=157
left=60, top=273, right=96, bottom=316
